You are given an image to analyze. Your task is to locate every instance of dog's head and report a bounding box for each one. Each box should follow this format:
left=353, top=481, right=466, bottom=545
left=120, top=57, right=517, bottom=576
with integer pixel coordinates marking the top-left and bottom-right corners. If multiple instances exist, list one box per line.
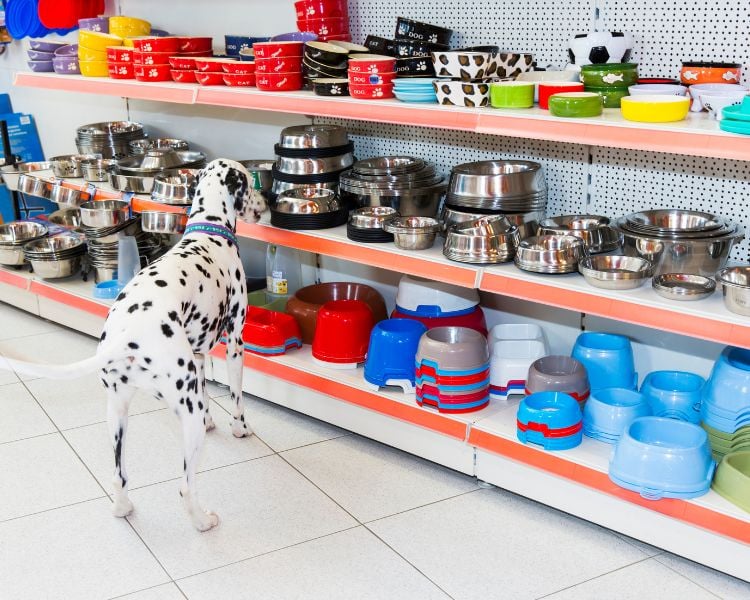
left=189, top=159, right=268, bottom=229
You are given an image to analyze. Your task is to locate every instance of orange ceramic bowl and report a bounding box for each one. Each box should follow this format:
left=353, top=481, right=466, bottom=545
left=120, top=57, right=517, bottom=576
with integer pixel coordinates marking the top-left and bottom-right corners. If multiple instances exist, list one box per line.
left=680, top=62, right=742, bottom=85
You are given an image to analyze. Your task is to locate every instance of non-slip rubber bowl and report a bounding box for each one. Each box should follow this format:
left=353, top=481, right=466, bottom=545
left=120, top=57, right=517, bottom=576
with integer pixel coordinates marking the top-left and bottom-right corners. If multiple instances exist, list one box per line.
left=640, top=370, right=704, bottom=423
left=241, top=306, right=302, bottom=356
left=416, top=326, right=489, bottom=372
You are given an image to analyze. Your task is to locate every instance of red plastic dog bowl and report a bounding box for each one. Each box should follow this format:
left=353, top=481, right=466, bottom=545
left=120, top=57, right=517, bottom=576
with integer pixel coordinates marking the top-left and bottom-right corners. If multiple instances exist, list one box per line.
left=242, top=306, right=302, bottom=355
left=349, top=82, right=395, bottom=99
left=312, top=299, right=375, bottom=367
left=179, top=36, right=213, bottom=53
left=348, top=70, right=396, bottom=86
left=256, top=71, right=304, bottom=91
left=171, top=69, right=197, bottom=83
left=253, top=41, right=305, bottom=59
left=347, top=54, right=396, bottom=73
left=106, top=46, right=133, bottom=62
left=391, top=305, right=488, bottom=337
left=134, top=64, right=172, bottom=82
left=195, top=71, right=226, bottom=85
left=223, top=73, right=256, bottom=87
left=108, top=62, right=135, bottom=79
left=131, top=36, right=181, bottom=54
left=255, top=56, right=303, bottom=74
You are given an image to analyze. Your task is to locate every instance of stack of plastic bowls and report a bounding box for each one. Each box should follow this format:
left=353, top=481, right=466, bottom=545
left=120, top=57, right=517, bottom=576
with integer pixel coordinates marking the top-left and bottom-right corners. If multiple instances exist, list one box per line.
left=364, top=318, right=427, bottom=394
left=640, top=370, right=704, bottom=423
left=609, top=417, right=715, bottom=500
left=701, top=346, right=750, bottom=458
left=526, top=355, right=590, bottom=406
left=390, top=275, right=488, bottom=336
left=393, top=78, right=438, bottom=103
left=415, top=327, right=490, bottom=413
left=240, top=306, right=302, bottom=356
left=712, top=451, right=750, bottom=513
left=571, top=332, right=637, bottom=392
left=488, top=323, right=548, bottom=398
left=583, top=388, right=651, bottom=443
left=517, top=391, right=583, bottom=450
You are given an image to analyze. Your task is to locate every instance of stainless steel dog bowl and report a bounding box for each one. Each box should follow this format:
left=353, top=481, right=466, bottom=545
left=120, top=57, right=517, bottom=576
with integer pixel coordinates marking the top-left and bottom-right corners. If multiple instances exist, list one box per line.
left=625, top=209, right=726, bottom=234
left=140, top=210, right=189, bottom=234
left=444, top=216, right=520, bottom=264
left=349, top=206, right=399, bottom=229
left=81, top=158, right=118, bottom=182
left=117, top=150, right=206, bottom=176
left=716, top=266, right=750, bottom=315
left=151, top=169, right=199, bottom=205
left=48, top=208, right=82, bottom=229
left=50, top=154, right=102, bottom=178
left=515, top=234, right=587, bottom=274
left=275, top=188, right=339, bottom=214
left=278, top=124, right=349, bottom=149
left=270, top=179, right=339, bottom=199
left=383, top=216, right=441, bottom=250
left=80, top=200, right=131, bottom=228
left=29, top=255, right=83, bottom=279
left=539, top=215, right=621, bottom=254
left=0, top=221, right=48, bottom=265
left=276, top=152, right=354, bottom=175
left=441, top=206, right=542, bottom=240
left=50, top=185, right=89, bottom=207
left=128, top=138, right=189, bottom=156
left=353, top=156, right=425, bottom=176
left=109, top=173, right=155, bottom=193
left=449, top=160, right=546, bottom=199
left=1, top=161, right=54, bottom=191
left=578, top=255, right=654, bottom=290
left=76, top=121, right=145, bottom=159
left=23, top=234, right=86, bottom=258
left=18, top=174, right=51, bottom=199
left=652, top=273, right=716, bottom=301
left=239, top=160, right=275, bottom=195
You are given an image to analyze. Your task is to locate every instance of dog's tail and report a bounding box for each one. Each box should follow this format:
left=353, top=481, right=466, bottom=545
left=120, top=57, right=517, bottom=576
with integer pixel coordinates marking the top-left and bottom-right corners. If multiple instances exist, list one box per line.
left=0, top=354, right=103, bottom=380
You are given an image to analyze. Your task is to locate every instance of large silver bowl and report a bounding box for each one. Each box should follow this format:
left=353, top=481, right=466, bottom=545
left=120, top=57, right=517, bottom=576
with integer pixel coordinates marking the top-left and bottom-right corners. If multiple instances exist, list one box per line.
left=624, top=209, right=726, bottom=234
left=50, top=154, right=102, bottom=178
left=444, top=216, right=520, bottom=264
left=349, top=207, right=399, bottom=229
left=140, top=211, right=189, bottom=234
left=449, top=160, right=546, bottom=199
left=578, top=255, right=654, bottom=290
left=29, top=255, right=83, bottom=279
left=275, top=188, right=339, bottom=214
left=50, top=185, right=88, bottom=207
left=128, top=138, right=189, bottom=156
left=117, top=150, right=206, bottom=175
left=1, top=161, right=54, bottom=191
left=80, top=200, right=131, bottom=228
left=515, top=234, right=586, bottom=274
left=276, top=152, right=354, bottom=175
left=278, top=124, right=349, bottom=149
left=18, top=174, right=51, bottom=199
left=352, top=156, right=425, bottom=176
left=539, top=215, right=621, bottom=254
left=81, top=158, right=118, bottom=182
left=384, top=216, right=441, bottom=250
left=109, top=173, right=155, bottom=193
left=48, top=208, right=82, bottom=229
left=0, top=221, right=48, bottom=265
left=441, top=206, right=542, bottom=240
left=151, top=169, right=199, bottom=205
left=24, top=235, right=86, bottom=259
left=340, top=180, right=446, bottom=217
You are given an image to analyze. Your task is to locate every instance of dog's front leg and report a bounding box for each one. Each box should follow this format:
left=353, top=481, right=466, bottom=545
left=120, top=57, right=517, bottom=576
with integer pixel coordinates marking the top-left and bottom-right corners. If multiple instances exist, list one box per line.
left=195, top=354, right=215, bottom=432
left=226, top=329, right=250, bottom=438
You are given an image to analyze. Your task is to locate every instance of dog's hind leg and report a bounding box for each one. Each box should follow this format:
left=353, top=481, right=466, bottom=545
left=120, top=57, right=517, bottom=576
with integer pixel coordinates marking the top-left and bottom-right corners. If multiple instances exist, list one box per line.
left=105, top=380, right=136, bottom=518
left=195, top=354, right=215, bottom=432
left=226, top=303, right=250, bottom=438
left=179, top=404, right=219, bottom=531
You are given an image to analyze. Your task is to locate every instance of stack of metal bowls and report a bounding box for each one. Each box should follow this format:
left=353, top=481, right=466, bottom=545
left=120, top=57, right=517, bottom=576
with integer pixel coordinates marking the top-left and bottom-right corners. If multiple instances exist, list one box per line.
left=23, top=234, right=87, bottom=279
left=128, top=138, right=190, bottom=156
left=615, top=209, right=744, bottom=277
left=347, top=207, right=399, bottom=243
left=270, top=188, right=349, bottom=230
left=0, top=221, right=48, bottom=266
left=271, top=125, right=354, bottom=200
left=514, top=234, right=587, bottom=274
left=116, top=148, right=206, bottom=176
left=76, top=121, right=145, bottom=160
left=443, top=160, right=547, bottom=238
left=339, top=156, right=446, bottom=217
left=538, top=215, right=621, bottom=254
left=443, top=215, right=521, bottom=264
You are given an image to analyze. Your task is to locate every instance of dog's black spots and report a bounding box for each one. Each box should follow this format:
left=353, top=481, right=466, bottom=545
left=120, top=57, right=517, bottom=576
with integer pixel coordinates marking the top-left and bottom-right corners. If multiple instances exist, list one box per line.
left=179, top=278, right=186, bottom=287
left=100, top=331, right=107, bottom=341
left=201, top=315, right=209, bottom=325
left=168, top=310, right=179, bottom=323
left=199, top=284, right=203, bottom=293
left=149, top=271, right=158, bottom=277
left=116, top=291, right=127, bottom=302
left=198, top=401, right=204, bottom=411
left=144, top=356, right=152, bottom=364
left=179, top=397, right=185, bottom=405
left=142, top=301, right=153, bottom=309
left=128, top=303, right=139, bottom=314
left=235, top=268, right=241, bottom=281
left=216, top=279, right=221, bottom=288
left=207, top=237, right=222, bottom=248
left=177, top=357, right=185, bottom=367
left=186, top=398, right=194, bottom=413
left=195, top=264, right=211, bottom=278
left=240, top=414, right=245, bottom=422
left=139, top=365, right=148, bottom=372
left=161, top=323, right=174, bottom=338
left=155, top=280, right=168, bottom=288
left=187, top=360, right=196, bottom=372
left=202, top=255, right=214, bottom=265
left=113, top=382, right=118, bottom=392
left=128, top=342, right=139, bottom=349
left=102, top=379, right=109, bottom=388
left=176, top=379, right=184, bottom=390
left=120, top=375, right=128, bottom=384
left=205, top=215, right=222, bottom=223
left=181, top=270, right=188, bottom=277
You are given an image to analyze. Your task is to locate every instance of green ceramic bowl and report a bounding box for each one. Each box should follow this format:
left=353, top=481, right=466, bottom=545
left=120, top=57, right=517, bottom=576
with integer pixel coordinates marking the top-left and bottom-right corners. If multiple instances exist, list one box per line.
left=489, top=81, right=535, bottom=108
left=712, top=451, right=750, bottom=513
left=580, top=63, right=639, bottom=88
left=585, top=86, right=630, bottom=108
left=548, top=91, right=603, bottom=117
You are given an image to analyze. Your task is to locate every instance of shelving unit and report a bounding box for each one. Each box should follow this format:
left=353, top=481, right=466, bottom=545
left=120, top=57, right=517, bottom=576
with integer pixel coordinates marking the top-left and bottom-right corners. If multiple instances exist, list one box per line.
left=14, top=72, right=750, bottom=161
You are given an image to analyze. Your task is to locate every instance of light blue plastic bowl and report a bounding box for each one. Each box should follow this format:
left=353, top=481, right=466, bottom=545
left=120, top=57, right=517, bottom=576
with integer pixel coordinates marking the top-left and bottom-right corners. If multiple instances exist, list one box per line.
left=640, top=370, right=704, bottom=423
left=583, top=387, right=651, bottom=441
left=572, top=332, right=637, bottom=391
left=702, top=346, right=750, bottom=419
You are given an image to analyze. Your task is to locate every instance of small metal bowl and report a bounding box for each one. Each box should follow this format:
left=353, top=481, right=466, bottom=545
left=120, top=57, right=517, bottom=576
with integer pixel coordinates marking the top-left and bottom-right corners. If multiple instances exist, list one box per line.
left=81, top=158, right=118, bottom=182
left=0, top=221, right=49, bottom=245
left=50, top=185, right=88, bottom=207
left=140, top=210, right=189, bottom=234
left=50, top=154, right=102, bottom=178
left=514, top=235, right=587, bottom=274
left=128, top=138, right=189, bottom=155
left=109, top=173, right=155, bottom=193
left=276, top=152, right=354, bottom=175
left=23, top=234, right=86, bottom=258
left=716, top=266, right=750, bottom=315
left=239, top=160, right=275, bottom=195
left=538, top=215, right=621, bottom=254
left=80, top=200, right=131, bottom=228
left=578, top=255, right=654, bottom=290
left=151, top=169, right=199, bottom=205
left=444, top=216, right=520, bottom=264
left=275, top=188, right=340, bottom=214
left=383, top=216, right=441, bottom=250
left=48, top=208, right=82, bottom=229
left=29, top=255, right=83, bottom=279
left=652, top=273, right=716, bottom=301
left=349, top=207, right=399, bottom=229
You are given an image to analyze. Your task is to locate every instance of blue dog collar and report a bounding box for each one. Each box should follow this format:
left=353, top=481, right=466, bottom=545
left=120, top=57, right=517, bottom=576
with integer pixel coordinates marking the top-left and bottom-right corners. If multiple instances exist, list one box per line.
left=183, top=222, right=238, bottom=245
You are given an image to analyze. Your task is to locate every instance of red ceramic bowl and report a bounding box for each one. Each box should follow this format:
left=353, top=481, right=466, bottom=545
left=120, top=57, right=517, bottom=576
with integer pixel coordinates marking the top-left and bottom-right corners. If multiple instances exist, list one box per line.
left=180, top=50, right=215, bottom=58
left=256, top=71, right=304, bottom=91
left=242, top=307, right=302, bottom=355
left=169, top=55, right=197, bottom=70
left=390, top=305, right=488, bottom=337
left=349, top=82, right=395, bottom=99
left=194, top=58, right=225, bottom=73
left=312, top=299, right=375, bottom=365
left=134, top=64, right=172, bottom=82
left=305, top=0, right=349, bottom=18
left=195, top=71, right=226, bottom=85
left=253, top=41, right=305, bottom=59
left=178, top=36, right=213, bottom=53
left=223, top=73, right=256, bottom=87
left=171, top=69, right=198, bottom=83
left=297, top=17, right=349, bottom=37
left=538, top=81, right=585, bottom=110
left=255, top=56, right=303, bottom=74
left=133, top=51, right=172, bottom=66
left=348, top=70, right=396, bottom=85
left=108, top=62, right=135, bottom=79
left=347, top=54, right=396, bottom=73
left=131, top=37, right=182, bottom=54
left=222, top=60, right=256, bottom=74
left=106, top=46, right=133, bottom=62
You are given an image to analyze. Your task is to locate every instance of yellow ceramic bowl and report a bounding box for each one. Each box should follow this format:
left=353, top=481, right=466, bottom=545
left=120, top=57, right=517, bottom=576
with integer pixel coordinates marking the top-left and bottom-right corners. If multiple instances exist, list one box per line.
left=80, top=60, right=110, bottom=78
left=78, top=30, right=123, bottom=52
left=620, top=95, right=690, bottom=122
left=109, top=16, right=151, bottom=38
left=78, top=45, right=107, bottom=61
left=123, top=38, right=136, bottom=48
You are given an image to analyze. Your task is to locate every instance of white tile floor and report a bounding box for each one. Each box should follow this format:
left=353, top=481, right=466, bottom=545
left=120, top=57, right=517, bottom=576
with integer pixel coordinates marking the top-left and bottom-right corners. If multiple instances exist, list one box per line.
left=0, top=302, right=749, bottom=600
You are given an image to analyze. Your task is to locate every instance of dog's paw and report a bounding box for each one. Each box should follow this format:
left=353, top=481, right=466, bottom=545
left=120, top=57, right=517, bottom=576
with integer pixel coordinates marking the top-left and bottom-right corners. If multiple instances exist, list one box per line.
left=231, top=419, right=252, bottom=438
left=112, top=499, right=134, bottom=518
left=193, top=510, right=220, bottom=532
left=205, top=413, right=216, bottom=432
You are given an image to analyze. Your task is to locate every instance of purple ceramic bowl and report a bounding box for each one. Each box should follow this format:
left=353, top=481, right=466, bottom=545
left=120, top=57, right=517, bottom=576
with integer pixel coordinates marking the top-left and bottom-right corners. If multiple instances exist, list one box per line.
left=150, top=29, right=171, bottom=37
left=29, top=40, right=67, bottom=53
left=54, top=44, right=78, bottom=57
left=78, top=17, right=109, bottom=33
left=27, top=49, right=55, bottom=61
left=270, top=31, right=319, bottom=42
left=53, top=56, right=81, bottom=75
left=28, top=60, right=55, bottom=73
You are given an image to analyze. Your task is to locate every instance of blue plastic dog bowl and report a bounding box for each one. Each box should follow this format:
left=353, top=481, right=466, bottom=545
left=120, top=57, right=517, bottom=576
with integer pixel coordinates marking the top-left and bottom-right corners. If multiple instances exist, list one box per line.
left=583, top=387, right=651, bottom=442
left=572, top=332, right=636, bottom=391
left=364, top=319, right=427, bottom=389
left=518, top=391, right=583, bottom=430
left=640, top=370, right=704, bottom=423
left=702, top=347, right=750, bottom=419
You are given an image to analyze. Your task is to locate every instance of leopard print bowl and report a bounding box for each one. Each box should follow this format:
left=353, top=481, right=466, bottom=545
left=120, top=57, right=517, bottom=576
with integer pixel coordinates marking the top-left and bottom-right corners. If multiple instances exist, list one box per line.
left=433, top=79, right=490, bottom=108
left=430, top=51, right=495, bottom=81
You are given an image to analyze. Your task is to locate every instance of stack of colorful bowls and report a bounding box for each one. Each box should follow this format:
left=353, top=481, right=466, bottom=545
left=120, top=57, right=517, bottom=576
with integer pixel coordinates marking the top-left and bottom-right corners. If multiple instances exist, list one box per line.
left=52, top=44, right=80, bottom=75
left=225, top=35, right=269, bottom=58
left=295, top=0, right=351, bottom=42
left=580, top=62, right=638, bottom=108
left=701, top=346, right=750, bottom=459
left=79, top=29, right=124, bottom=77
left=719, top=96, right=750, bottom=135
left=303, top=41, right=349, bottom=92
left=28, top=40, right=67, bottom=73
left=393, top=78, right=438, bottom=102
left=488, top=323, right=548, bottom=399
left=526, top=355, right=590, bottom=407
left=364, top=318, right=427, bottom=393
left=253, top=41, right=305, bottom=91
left=640, top=370, right=704, bottom=423
left=583, top=388, right=651, bottom=443
left=415, top=327, right=490, bottom=413
left=517, top=391, right=583, bottom=450
left=347, top=54, right=396, bottom=99
left=390, top=275, right=488, bottom=336
left=130, top=37, right=185, bottom=82
left=106, top=45, right=134, bottom=79
left=394, top=17, right=451, bottom=78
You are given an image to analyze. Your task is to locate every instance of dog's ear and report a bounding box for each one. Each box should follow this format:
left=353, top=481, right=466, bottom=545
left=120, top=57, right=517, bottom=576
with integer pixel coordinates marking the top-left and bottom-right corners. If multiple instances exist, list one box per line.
left=221, top=167, right=250, bottom=214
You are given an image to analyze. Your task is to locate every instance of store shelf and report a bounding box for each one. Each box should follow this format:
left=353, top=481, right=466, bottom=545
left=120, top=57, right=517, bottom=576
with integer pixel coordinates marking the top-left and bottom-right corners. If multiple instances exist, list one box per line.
left=15, top=72, right=750, bottom=162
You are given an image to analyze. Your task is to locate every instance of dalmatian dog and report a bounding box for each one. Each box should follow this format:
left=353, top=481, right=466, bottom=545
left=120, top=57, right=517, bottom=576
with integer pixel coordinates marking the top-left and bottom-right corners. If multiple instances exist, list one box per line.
left=2, top=158, right=267, bottom=531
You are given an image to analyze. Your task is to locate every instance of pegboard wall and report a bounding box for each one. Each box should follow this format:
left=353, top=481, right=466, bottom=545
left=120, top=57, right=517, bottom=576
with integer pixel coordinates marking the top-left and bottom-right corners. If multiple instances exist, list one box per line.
left=316, top=119, right=590, bottom=216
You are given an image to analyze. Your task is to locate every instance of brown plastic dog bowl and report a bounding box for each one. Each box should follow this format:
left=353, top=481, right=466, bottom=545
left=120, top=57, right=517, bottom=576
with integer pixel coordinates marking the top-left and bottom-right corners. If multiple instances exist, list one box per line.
left=526, top=355, right=590, bottom=403
left=286, top=282, right=388, bottom=344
